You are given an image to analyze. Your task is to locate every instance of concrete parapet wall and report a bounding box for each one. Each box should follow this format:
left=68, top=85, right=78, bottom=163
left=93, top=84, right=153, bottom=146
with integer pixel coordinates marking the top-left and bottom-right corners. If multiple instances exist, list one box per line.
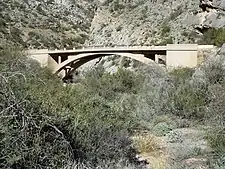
left=167, top=44, right=198, bottom=51
left=198, top=45, right=214, bottom=49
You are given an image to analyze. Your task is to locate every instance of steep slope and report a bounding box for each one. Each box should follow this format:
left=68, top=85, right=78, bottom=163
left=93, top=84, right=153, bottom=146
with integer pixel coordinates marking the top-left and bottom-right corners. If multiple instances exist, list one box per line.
left=0, top=0, right=96, bottom=49
left=87, top=0, right=225, bottom=46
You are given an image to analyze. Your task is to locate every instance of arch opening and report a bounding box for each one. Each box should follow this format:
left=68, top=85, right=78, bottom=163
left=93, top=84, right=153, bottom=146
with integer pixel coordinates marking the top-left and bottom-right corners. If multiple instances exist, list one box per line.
left=53, top=52, right=157, bottom=82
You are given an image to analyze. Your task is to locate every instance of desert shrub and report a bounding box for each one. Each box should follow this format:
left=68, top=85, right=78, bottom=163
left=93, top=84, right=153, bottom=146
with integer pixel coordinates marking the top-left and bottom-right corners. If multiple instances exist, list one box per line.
left=116, top=25, right=123, bottom=32
left=201, top=57, right=225, bottom=84
left=112, top=0, right=125, bottom=12
left=206, top=126, right=225, bottom=168
left=83, top=67, right=144, bottom=100
left=68, top=160, right=147, bottom=169
left=102, top=0, right=114, bottom=6
left=169, top=67, right=194, bottom=83
left=206, top=127, right=225, bottom=154
left=205, top=83, right=225, bottom=125
left=0, top=49, right=73, bottom=168
left=161, top=23, right=171, bottom=36
left=0, top=48, right=144, bottom=168
left=121, top=57, right=132, bottom=68
left=0, top=18, right=6, bottom=33
left=169, top=83, right=206, bottom=119
left=199, top=28, right=225, bottom=47
left=133, top=134, right=160, bottom=154
left=167, top=55, right=225, bottom=122
left=168, top=68, right=206, bottom=119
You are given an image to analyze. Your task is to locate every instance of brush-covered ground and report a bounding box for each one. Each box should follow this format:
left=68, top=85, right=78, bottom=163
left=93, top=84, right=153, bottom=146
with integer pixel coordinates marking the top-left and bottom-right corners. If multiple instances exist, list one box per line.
left=0, top=48, right=225, bottom=169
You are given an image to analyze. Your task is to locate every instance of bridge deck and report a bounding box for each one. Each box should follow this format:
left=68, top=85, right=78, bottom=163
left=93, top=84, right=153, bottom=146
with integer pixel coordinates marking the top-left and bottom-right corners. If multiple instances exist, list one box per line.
left=47, top=46, right=167, bottom=56
left=28, top=45, right=210, bottom=56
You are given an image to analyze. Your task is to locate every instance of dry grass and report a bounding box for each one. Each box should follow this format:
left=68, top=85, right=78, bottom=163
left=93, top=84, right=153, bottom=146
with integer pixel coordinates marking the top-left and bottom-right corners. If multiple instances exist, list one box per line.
left=133, top=134, right=159, bottom=154
left=132, top=134, right=166, bottom=169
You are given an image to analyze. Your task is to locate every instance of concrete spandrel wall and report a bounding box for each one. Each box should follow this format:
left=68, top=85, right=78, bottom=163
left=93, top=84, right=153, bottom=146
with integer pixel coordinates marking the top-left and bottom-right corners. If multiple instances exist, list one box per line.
left=166, top=44, right=198, bottom=69
left=48, top=55, right=58, bottom=71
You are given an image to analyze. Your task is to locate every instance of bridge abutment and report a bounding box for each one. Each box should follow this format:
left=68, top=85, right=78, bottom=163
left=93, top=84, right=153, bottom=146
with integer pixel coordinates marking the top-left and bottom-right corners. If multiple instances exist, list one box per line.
left=166, top=44, right=198, bottom=70
left=27, top=49, right=49, bottom=67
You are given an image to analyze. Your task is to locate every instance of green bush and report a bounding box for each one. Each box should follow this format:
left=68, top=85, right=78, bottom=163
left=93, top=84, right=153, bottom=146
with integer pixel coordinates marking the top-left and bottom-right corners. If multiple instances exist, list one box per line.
left=158, top=36, right=173, bottom=45
left=168, top=68, right=206, bottom=119
left=199, top=28, right=225, bottom=47
left=206, top=127, right=225, bottom=154
left=202, top=57, right=225, bottom=84
left=169, top=67, right=195, bottom=84
left=112, top=0, right=125, bottom=12
left=161, top=23, right=171, bottom=36
left=169, top=83, right=206, bottom=119
left=83, top=67, right=144, bottom=100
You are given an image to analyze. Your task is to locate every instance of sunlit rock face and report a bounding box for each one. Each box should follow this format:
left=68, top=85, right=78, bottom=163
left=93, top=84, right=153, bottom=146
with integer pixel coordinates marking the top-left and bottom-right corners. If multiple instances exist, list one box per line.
left=86, top=0, right=225, bottom=46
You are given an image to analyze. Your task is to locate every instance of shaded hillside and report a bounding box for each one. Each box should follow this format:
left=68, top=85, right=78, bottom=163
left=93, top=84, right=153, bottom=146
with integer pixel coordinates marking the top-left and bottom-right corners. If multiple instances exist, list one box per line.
left=0, top=0, right=96, bottom=49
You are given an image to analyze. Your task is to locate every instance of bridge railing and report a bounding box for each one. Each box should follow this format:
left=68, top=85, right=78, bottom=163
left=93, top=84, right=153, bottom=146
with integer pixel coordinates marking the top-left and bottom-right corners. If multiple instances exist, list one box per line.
left=61, top=45, right=151, bottom=50
left=29, top=44, right=158, bottom=51
left=28, top=44, right=215, bottom=52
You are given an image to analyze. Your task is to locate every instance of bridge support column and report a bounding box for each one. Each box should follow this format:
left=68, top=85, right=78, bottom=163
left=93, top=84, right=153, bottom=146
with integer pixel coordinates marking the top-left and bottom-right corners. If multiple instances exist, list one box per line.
left=155, top=55, right=159, bottom=63
left=58, top=56, right=62, bottom=64
left=166, top=44, right=198, bottom=70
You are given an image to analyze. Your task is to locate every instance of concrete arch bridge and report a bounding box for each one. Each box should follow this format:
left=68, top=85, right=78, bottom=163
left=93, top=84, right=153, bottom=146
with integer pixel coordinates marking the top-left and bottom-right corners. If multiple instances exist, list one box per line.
left=27, top=44, right=213, bottom=79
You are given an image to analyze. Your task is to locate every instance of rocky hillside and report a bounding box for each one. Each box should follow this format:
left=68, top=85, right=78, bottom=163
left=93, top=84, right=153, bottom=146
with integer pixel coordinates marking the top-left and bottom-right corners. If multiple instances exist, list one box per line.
left=87, top=0, right=225, bottom=46
left=0, top=0, right=96, bottom=49
left=1, top=0, right=224, bottom=50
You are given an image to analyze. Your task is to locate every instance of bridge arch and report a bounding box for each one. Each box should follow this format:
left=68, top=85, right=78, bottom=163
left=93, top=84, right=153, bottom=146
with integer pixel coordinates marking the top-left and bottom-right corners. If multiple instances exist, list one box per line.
left=52, top=52, right=155, bottom=75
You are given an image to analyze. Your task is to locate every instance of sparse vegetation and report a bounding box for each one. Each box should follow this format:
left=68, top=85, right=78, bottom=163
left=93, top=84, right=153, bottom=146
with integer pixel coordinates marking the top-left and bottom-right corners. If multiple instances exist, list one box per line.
left=158, top=36, right=173, bottom=45
left=121, top=57, right=132, bottom=68
left=169, top=6, right=183, bottom=20
left=111, top=0, right=125, bottom=12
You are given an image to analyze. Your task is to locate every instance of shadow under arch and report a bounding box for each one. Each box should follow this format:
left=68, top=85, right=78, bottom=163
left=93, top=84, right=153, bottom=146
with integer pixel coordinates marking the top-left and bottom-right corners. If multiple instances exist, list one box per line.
left=53, top=52, right=155, bottom=75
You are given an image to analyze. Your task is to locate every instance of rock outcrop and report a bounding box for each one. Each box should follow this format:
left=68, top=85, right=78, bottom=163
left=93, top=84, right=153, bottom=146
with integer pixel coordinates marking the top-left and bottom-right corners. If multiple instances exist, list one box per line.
left=1, top=0, right=224, bottom=49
